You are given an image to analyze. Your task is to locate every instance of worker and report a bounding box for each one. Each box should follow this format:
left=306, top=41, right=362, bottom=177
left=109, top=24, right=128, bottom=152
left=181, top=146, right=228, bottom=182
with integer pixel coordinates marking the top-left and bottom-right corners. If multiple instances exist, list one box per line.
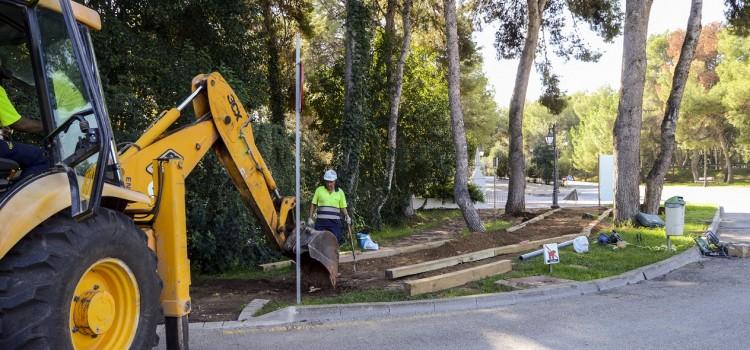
left=307, top=169, right=350, bottom=244
left=0, top=83, right=48, bottom=179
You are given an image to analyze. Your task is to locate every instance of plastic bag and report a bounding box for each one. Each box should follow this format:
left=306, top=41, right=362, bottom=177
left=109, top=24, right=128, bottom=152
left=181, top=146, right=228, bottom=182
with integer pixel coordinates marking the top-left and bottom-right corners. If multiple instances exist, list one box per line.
left=573, top=236, right=589, bottom=253
left=356, top=233, right=379, bottom=251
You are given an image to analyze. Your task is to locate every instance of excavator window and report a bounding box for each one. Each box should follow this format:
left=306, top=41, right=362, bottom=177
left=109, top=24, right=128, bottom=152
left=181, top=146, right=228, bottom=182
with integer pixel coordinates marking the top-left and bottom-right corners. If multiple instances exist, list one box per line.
left=0, top=3, right=113, bottom=217
left=36, top=8, right=94, bottom=161
left=0, top=5, right=39, bottom=118
left=0, top=4, right=43, bottom=190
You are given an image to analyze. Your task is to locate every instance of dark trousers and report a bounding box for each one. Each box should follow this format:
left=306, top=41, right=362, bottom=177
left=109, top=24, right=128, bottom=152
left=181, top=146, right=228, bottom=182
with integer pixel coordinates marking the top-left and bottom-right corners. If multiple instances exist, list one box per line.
left=0, top=140, right=49, bottom=179
left=315, top=218, right=344, bottom=245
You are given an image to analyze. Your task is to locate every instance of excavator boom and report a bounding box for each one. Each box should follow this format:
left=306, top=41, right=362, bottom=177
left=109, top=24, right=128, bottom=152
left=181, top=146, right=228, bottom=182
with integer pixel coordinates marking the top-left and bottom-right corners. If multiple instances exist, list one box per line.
left=117, top=72, right=339, bottom=325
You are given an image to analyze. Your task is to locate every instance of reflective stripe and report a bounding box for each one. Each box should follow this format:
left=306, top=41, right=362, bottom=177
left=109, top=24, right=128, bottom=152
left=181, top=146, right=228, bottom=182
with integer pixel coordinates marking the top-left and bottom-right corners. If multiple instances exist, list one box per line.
left=317, top=206, right=341, bottom=220
left=317, top=214, right=341, bottom=220
left=318, top=206, right=341, bottom=213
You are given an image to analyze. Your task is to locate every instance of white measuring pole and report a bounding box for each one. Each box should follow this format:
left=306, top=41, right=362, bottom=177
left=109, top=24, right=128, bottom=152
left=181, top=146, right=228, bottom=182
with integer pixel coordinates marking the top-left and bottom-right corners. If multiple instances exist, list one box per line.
left=294, top=33, right=302, bottom=305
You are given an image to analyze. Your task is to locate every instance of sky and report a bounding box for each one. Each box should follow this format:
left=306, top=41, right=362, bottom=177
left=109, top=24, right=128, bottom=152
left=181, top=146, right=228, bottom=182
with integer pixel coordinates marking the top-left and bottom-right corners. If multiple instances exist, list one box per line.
left=474, top=0, right=727, bottom=108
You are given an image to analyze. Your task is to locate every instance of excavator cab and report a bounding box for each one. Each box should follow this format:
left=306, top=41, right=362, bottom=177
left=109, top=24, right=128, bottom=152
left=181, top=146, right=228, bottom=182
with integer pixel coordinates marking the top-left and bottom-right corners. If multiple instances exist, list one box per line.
left=0, top=0, right=113, bottom=217
left=0, top=1, right=340, bottom=349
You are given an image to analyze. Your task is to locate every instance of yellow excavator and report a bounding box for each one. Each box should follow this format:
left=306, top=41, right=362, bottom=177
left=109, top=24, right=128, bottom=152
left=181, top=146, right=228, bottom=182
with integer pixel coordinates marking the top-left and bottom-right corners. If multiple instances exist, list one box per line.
left=0, top=1, right=339, bottom=349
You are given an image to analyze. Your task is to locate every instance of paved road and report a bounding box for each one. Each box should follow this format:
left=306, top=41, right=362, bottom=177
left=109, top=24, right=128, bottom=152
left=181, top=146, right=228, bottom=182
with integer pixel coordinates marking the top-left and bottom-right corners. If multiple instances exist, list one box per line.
left=165, top=258, right=750, bottom=350
left=421, top=176, right=750, bottom=210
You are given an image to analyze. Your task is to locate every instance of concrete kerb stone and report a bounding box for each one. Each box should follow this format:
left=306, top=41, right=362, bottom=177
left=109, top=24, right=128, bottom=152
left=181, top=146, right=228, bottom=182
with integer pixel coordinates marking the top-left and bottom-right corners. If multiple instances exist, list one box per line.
left=237, top=299, right=270, bottom=321
left=194, top=207, right=718, bottom=331
left=708, top=206, right=723, bottom=234
left=594, top=270, right=645, bottom=291
left=387, top=299, right=436, bottom=317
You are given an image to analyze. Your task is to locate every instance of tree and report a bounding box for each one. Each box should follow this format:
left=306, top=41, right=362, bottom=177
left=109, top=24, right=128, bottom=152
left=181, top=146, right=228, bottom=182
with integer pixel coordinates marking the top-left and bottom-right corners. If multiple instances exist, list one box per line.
left=339, top=0, right=373, bottom=207
left=475, top=0, right=622, bottom=215
left=374, top=0, right=414, bottom=228
left=445, top=0, right=484, bottom=232
left=613, top=0, right=652, bottom=224
left=568, top=89, right=618, bottom=175
left=642, top=0, right=702, bottom=214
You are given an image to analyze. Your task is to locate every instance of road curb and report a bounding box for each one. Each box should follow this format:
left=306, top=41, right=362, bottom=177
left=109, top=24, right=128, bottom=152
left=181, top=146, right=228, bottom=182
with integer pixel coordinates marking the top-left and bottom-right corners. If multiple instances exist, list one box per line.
left=190, top=207, right=719, bottom=332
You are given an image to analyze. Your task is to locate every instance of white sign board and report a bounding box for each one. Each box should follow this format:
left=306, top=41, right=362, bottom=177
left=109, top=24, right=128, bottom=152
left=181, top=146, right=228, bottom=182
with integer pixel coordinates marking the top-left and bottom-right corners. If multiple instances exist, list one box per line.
left=543, top=243, right=560, bottom=265
left=598, top=155, right=615, bottom=202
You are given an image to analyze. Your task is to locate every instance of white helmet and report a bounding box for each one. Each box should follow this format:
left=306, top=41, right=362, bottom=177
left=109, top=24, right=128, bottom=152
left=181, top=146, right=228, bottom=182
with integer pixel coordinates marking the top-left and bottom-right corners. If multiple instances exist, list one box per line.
left=323, top=169, right=337, bottom=182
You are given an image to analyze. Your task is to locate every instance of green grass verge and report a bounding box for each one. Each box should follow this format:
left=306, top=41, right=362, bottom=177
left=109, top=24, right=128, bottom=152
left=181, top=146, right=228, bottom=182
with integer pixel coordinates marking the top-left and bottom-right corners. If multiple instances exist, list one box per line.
left=468, top=204, right=716, bottom=292
left=248, top=205, right=718, bottom=317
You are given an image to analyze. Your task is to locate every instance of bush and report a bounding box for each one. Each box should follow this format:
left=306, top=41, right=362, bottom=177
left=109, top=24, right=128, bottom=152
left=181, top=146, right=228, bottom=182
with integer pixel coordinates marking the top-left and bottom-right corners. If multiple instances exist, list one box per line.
left=186, top=123, right=291, bottom=273
left=426, top=182, right=485, bottom=202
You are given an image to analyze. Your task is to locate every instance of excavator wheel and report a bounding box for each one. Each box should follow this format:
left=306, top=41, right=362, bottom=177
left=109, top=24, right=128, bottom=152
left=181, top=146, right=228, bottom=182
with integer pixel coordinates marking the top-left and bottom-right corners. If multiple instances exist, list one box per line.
left=0, top=208, right=161, bottom=350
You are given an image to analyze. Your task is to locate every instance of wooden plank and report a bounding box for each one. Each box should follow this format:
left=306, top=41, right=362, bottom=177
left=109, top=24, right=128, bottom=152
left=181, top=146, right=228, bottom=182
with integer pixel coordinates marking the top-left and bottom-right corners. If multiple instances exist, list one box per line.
left=387, top=233, right=581, bottom=280
left=493, top=241, right=538, bottom=255
left=386, top=247, right=497, bottom=279
left=340, top=239, right=451, bottom=263
left=406, top=260, right=512, bottom=296
left=506, top=208, right=561, bottom=232
left=529, top=233, right=579, bottom=247
left=259, top=260, right=293, bottom=271
left=580, top=208, right=613, bottom=237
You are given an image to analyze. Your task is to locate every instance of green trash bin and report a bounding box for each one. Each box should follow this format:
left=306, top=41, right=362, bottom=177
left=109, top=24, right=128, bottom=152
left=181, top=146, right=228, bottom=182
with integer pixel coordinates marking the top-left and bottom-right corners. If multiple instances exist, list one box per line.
left=665, top=196, right=686, bottom=236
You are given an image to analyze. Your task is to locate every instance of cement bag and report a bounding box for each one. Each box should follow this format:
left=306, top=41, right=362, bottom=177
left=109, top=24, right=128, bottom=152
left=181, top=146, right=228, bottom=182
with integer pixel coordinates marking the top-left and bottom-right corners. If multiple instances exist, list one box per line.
left=573, top=236, right=589, bottom=253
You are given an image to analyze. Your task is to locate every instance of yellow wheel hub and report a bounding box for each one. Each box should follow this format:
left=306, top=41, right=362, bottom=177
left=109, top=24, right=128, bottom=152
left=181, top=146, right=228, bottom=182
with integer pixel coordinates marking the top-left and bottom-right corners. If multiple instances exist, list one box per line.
left=69, top=259, right=140, bottom=349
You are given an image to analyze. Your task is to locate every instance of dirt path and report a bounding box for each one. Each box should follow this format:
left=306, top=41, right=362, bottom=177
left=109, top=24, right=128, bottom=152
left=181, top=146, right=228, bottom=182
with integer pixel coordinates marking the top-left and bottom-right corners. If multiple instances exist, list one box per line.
left=190, top=207, right=606, bottom=322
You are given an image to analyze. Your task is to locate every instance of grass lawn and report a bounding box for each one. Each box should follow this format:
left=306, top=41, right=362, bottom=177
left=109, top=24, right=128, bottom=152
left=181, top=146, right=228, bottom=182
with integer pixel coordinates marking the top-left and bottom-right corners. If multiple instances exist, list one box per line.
left=256, top=204, right=716, bottom=316
left=471, top=204, right=716, bottom=291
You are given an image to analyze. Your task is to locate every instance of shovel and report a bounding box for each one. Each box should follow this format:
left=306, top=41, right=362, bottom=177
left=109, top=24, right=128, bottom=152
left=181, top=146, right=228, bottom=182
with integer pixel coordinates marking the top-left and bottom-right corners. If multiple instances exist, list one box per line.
left=347, top=222, right=358, bottom=272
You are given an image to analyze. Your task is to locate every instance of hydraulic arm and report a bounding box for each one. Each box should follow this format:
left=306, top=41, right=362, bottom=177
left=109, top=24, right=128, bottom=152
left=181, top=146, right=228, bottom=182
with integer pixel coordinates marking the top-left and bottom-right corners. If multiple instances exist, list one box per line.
left=117, top=73, right=339, bottom=343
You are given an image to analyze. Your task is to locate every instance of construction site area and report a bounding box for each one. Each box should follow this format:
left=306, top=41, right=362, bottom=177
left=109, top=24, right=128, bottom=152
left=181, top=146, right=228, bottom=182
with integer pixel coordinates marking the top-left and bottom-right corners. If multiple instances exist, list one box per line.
left=190, top=207, right=611, bottom=322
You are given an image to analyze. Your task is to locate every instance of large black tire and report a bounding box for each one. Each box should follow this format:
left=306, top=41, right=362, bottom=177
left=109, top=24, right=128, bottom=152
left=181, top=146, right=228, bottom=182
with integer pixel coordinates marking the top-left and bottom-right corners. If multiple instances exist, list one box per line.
left=0, top=208, right=161, bottom=349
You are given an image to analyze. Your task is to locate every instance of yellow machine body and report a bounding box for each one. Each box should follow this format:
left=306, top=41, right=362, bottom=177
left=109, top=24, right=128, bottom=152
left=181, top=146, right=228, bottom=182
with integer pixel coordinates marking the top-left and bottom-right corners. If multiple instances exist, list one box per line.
left=0, top=173, right=150, bottom=259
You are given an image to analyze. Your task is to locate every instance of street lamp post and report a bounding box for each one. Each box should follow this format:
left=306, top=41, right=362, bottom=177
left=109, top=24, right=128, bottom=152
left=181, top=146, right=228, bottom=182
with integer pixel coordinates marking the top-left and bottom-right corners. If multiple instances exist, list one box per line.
left=545, top=125, right=559, bottom=209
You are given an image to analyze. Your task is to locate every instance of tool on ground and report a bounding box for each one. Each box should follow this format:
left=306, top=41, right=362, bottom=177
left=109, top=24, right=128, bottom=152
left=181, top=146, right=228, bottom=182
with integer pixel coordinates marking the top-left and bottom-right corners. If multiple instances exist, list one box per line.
left=597, top=230, right=623, bottom=246
left=695, top=230, right=730, bottom=257
left=347, top=222, right=358, bottom=272
left=0, top=4, right=339, bottom=349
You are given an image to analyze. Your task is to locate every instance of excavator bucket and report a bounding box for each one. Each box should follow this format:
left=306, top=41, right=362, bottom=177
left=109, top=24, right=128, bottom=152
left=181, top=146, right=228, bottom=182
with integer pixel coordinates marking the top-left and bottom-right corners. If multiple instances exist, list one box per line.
left=283, top=225, right=340, bottom=288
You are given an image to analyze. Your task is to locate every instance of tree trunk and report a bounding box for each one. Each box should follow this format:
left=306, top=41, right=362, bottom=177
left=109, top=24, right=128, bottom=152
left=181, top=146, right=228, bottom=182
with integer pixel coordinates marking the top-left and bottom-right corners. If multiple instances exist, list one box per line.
left=340, top=0, right=372, bottom=205
left=643, top=0, right=702, bottom=214
left=374, top=0, right=413, bottom=228
left=613, top=0, right=653, bottom=224
left=262, top=0, right=285, bottom=125
left=680, top=150, right=689, bottom=167
left=714, top=148, right=720, bottom=170
left=505, top=0, right=546, bottom=216
left=690, top=150, right=700, bottom=182
left=719, top=132, right=733, bottom=183
left=444, top=0, right=484, bottom=232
